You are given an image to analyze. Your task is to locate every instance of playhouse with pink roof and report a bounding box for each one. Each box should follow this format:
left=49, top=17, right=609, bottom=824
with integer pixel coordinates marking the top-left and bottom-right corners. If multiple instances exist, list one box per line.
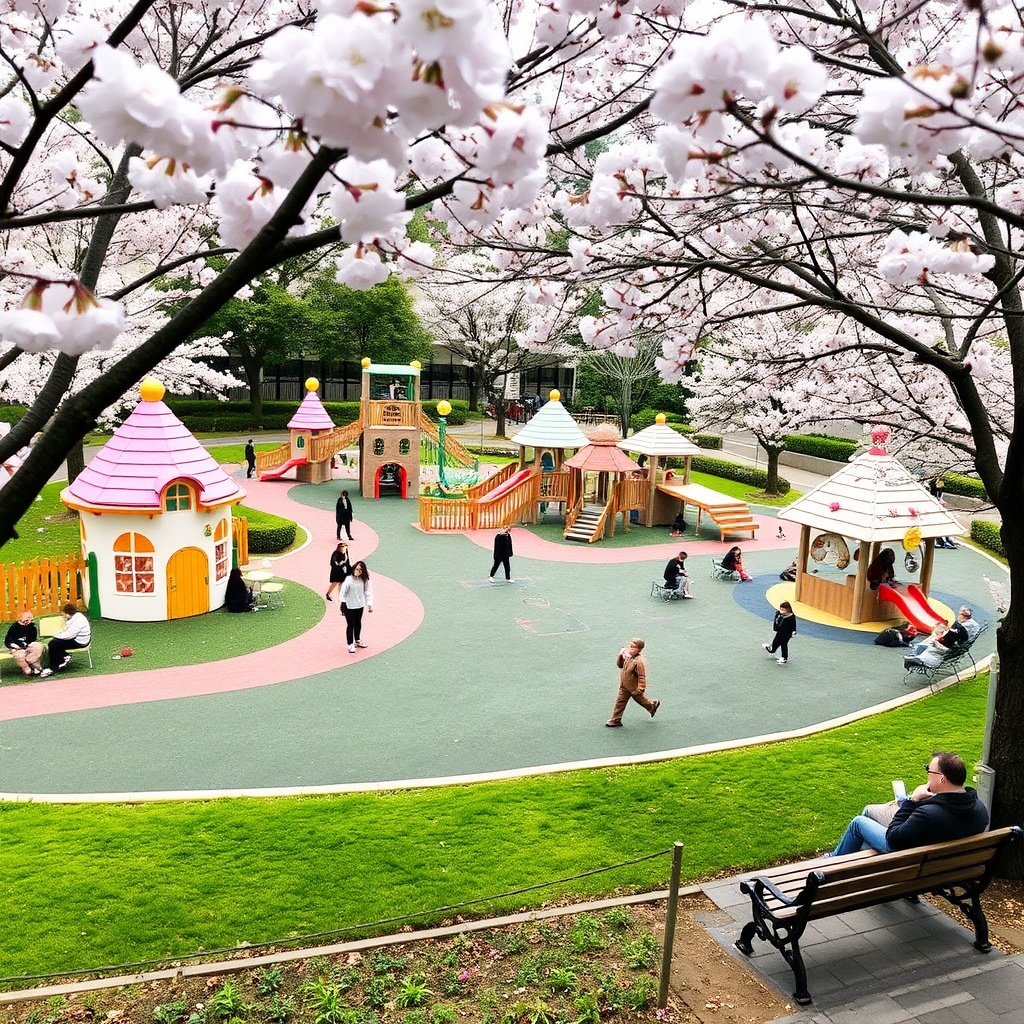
left=61, top=379, right=246, bottom=621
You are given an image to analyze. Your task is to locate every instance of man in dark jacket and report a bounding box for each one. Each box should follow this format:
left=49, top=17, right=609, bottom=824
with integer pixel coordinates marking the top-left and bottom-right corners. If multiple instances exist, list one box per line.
left=489, top=527, right=514, bottom=581
left=244, top=439, right=256, bottom=479
left=832, top=751, right=988, bottom=856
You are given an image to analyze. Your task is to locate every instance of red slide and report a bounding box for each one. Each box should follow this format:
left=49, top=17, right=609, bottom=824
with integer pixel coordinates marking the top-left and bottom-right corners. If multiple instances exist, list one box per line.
left=259, top=457, right=307, bottom=481
left=477, top=468, right=534, bottom=504
left=878, top=583, right=945, bottom=632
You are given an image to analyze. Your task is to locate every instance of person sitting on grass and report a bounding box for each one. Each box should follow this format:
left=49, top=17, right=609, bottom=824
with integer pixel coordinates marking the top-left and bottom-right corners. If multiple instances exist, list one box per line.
left=40, top=603, right=91, bottom=676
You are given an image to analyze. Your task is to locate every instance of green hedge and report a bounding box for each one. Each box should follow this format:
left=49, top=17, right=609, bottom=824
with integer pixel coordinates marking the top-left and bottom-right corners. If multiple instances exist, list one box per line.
left=944, top=472, right=988, bottom=501
left=237, top=505, right=297, bottom=553
left=783, top=433, right=858, bottom=461
left=682, top=455, right=791, bottom=494
left=970, top=520, right=1004, bottom=557
left=628, top=409, right=722, bottom=449
left=0, top=404, right=27, bottom=425
left=420, top=399, right=469, bottom=425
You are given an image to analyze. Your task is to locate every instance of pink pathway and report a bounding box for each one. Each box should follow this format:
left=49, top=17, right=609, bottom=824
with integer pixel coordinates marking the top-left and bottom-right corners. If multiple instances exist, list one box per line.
left=0, top=468, right=424, bottom=722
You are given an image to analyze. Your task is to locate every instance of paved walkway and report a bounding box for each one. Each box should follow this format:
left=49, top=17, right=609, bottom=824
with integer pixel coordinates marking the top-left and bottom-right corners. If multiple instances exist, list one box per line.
left=700, top=874, right=1024, bottom=1023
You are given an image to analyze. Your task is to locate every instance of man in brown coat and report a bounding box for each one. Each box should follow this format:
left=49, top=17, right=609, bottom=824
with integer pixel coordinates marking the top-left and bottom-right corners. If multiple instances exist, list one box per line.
left=606, top=638, right=660, bottom=727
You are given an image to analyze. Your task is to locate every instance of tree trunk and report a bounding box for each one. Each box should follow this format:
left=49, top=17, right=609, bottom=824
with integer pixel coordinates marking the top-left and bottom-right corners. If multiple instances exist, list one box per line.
left=988, top=515, right=1024, bottom=878
left=495, top=399, right=508, bottom=438
left=66, top=440, right=86, bottom=487
left=764, top=446, right=784, bottom=495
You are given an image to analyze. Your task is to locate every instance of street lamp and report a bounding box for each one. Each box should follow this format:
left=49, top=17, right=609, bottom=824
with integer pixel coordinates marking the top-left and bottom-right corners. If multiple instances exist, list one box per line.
left=437, top=400, right=452, bottom=491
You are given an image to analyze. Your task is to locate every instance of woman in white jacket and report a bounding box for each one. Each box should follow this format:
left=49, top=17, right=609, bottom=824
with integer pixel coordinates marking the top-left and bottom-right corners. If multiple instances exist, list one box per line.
left=339, top=561, right=374, bottom=654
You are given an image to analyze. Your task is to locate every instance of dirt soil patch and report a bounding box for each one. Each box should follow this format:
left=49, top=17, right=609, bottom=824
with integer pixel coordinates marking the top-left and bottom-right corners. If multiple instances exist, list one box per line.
left=1, top=884, right=1021, bottom=1024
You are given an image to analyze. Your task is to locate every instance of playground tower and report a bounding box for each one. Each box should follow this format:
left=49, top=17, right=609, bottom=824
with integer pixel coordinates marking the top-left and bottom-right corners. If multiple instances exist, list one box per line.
left=359, top=359, right=422, bottom=499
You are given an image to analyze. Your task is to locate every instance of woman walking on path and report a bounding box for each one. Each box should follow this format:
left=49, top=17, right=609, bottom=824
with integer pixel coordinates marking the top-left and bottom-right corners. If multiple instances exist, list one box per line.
left=336, top=490, right=354, bottom=541
left=326, top=541, right=351, bottom=602
left=763, top=601, right=798, bottom=665
left=340, top=560, right=373, bottom=653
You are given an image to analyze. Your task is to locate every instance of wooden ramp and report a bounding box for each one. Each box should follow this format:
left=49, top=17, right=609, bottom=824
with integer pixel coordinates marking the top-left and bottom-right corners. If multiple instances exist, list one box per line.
left=656, top=481, right=759, bottom=540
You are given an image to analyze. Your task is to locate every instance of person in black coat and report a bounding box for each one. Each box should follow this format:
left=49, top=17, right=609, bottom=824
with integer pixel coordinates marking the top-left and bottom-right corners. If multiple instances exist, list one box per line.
left=832, top=751, right=988, bottom=856
left=490, top=527, right=514, bottom=581
left=224, top=568, right=256, bottom=612
left=335, top=490, right=354, bottom=540
left=762, top=601, right=797, bottom=664
left=326, top=541, right=351, bottom=602
left=244, top=439, right=256, bottom=479
left=663, top=551, right=693, bottom=597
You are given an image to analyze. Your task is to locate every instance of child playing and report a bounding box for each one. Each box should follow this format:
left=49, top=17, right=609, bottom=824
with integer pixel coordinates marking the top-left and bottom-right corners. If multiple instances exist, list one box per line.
left=763, top=600, right=798, bottom=665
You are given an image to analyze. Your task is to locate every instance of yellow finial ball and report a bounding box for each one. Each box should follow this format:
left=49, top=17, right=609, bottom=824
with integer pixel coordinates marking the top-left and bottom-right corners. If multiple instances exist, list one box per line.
left=655, top=413, right=666, bottom=424
left=305, top=377, right=319, bottom=392
left=410, top=360, right=422, bottom=369
left=437, top=400, right=452, bottom=417
left=140, top=378, right=165, bottom=402
left=361, top=357, right=372, bottom=368
left=549, top=389, right=560, bottom=402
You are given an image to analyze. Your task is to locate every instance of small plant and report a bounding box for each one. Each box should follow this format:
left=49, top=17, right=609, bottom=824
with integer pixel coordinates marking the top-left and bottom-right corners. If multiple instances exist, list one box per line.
left=429, top=1005, right=458, bottom=1024
left=621, top=975, right=655, bottom=1011
left=525, top=998, right=555, bottom=1024
left=395, top=974, right=432, bottom=1009
left=304, top=979, right=344, bottom=1024
left=186, top=1012, right=207, bottom=1024
left=209, top=981, right=246, bottom=1020
left=263, top=994, right=296, bottom=1024
left=336, top=967, right=362, bottom=992
left=403, top=1012, right=427, bottom=1024
left=46, top=997, right=67, bottom=1014
left=596, top=973, right=623, bottom=1012
left=369, top=951, right=408, bottom=974
left=256, top=967, right=284, bottom=996
left=153, top=998, right=189, bottom=1024
left=364, top=976, right=391, bottom=1010
left=567, top=916, right=603, bottom=954
left=622, top=932, right=660, bottom=969
left=571, top=992, right=601, bottom=1024
left=514, top=956, right=544, bottom=987
left=503, top=933, right=529, bottom=955
left=603, top=906, right=631, bottom=929
left=546, top=966, right=579, bottom=993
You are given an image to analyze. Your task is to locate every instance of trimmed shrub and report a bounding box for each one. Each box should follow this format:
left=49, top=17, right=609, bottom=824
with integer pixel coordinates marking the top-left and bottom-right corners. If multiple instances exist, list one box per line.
left=421, top=399, right=469, bottom=425
left=783, top=433, right=858, bottom=461
left=971, top=520, right=1004, bottom=557
left=944, top=472, right=988, bottom=501
left=680, top=455, right=791, bottom=494
left=165, top=399, right=363, bottom=432
left=237, top=506, right=298, bottom=553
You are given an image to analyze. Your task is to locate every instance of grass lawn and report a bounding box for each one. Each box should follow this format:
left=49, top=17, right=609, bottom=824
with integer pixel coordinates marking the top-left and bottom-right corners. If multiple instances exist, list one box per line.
left=1, top=482, right=82, bottom=563
left=0, top=673, right=986, bottom=982
left=688, top=470, right=799, bottom=507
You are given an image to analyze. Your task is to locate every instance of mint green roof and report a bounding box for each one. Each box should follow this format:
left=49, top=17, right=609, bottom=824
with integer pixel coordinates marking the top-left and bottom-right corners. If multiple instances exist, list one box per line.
left=365, top=364, right=421, bottom=376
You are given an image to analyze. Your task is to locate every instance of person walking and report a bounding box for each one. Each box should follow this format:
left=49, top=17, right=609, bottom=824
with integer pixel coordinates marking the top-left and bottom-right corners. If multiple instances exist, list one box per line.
left=762, top=600, right=797, bottom=664
left=606, top=638, right=660, bottom=727
left=489, top=526, right=514, bottom=581
left=340, top=560, right=373, bottom=653
left=335, top=489, right=354, bottom=541
left=244, top=439, right=256, bottom=479
left=326, top=541, right=351, bottom=602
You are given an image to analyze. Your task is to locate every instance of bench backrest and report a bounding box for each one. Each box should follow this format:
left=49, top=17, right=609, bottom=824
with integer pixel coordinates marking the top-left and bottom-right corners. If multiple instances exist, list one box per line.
left=798, top=827, right=1019, bottom=919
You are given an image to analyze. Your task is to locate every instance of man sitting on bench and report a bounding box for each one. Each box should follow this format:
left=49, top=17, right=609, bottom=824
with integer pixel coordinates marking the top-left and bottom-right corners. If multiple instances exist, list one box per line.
left=663, top=551, right=693, bottom=598
left=832, top=751, right=989, bottom=857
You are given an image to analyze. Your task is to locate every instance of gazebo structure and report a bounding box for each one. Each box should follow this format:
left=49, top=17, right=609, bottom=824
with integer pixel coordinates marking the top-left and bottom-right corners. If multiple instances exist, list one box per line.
left=776, top=429, right=967, bottom=626
left=510, top=389, right=589, bottom=522
left=563, top=423, right=641, bottom=541
left=617, top=413, right=703, bottom=527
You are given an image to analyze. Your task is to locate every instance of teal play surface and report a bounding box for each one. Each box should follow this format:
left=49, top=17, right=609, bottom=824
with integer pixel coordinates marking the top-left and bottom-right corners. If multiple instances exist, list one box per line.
left=0, top=481, right=1000, bottom=798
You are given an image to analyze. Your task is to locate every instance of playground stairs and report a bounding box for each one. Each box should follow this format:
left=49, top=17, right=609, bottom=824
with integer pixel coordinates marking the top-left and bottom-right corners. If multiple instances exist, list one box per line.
left=564, top=503, right=608, bottom=543
left=708, top=501, right=760, bottom=540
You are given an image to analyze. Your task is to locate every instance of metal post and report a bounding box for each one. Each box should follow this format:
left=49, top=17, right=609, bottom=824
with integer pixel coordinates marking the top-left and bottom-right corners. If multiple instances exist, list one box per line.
left=977, top=654, right=998, bottom=810
left=658, top=842, right=684, bottom=1009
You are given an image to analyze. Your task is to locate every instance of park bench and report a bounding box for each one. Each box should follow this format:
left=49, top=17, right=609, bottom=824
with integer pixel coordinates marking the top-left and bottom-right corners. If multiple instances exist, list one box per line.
left=734, top=825, right=1021, bottom=1005
left=903, top=624, right=989, bottom=688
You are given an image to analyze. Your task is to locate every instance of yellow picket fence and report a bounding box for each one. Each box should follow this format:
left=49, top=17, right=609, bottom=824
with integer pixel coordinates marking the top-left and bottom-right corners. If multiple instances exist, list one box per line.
left=0, top=555, right=87, bottom=619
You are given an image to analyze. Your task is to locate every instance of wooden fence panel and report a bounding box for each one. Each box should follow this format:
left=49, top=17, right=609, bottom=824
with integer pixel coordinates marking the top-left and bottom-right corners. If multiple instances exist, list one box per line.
left=0, top=555, right=86, bottom=619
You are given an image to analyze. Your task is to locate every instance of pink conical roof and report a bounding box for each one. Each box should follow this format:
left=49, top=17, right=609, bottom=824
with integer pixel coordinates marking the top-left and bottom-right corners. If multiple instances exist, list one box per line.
left=63, top=385, right=245, bottom=511
left=288, top=387, right=335, bottom=430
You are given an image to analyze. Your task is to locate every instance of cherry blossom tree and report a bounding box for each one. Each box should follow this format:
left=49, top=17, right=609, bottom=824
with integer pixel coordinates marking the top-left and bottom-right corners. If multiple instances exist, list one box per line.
left=0, top=0, right=685, bottom=537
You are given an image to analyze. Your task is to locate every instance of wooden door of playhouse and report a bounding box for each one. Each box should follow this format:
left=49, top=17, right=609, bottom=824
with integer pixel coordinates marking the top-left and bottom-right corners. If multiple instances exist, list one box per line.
left=166, top=547, right=209, bottom=619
